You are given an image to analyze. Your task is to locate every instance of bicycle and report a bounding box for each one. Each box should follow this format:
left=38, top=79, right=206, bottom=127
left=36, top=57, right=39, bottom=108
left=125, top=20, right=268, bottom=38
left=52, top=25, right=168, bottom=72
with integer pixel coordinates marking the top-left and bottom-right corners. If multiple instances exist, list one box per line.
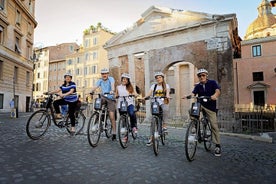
left=183, top=96, right=212, bottom=161
left=145, top=96, right=168, bottom=156
left=117, top=95, right=138, bottom=149
left=87, top=93, right=113, bottom=147
left=26, top=94, right=86, bottom=140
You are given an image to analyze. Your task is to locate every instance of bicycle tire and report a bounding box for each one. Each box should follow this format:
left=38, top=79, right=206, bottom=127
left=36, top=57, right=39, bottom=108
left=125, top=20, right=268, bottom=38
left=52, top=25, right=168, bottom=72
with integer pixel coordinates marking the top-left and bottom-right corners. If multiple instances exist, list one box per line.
left=185, top=119, right=198, bottom=161
left=118, top=115, right=129, bottom=149
left=26, top=109, right=50, bottom=140
left=87, top=112, right=101, bottom=147
left=152, top=116, right=159, bottom=156
left=203, top=121, right=212, bottom=151
left=65, top=111, right=86, bottom=135
left=104, top=115, right=112, bottom=138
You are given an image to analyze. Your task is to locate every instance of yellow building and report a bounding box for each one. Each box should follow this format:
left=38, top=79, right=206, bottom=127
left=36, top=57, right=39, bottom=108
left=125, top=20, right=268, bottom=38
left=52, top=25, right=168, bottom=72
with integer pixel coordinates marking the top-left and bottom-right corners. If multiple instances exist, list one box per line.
left=0, top=0, right=37, bottom=112
left=66, top=26, right=115, bottom=101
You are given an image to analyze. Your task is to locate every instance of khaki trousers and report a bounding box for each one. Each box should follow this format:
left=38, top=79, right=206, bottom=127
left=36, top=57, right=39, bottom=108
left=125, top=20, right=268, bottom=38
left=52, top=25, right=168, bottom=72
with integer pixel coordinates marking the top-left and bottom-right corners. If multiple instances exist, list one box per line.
left=201, top=106, right=220, bottom=145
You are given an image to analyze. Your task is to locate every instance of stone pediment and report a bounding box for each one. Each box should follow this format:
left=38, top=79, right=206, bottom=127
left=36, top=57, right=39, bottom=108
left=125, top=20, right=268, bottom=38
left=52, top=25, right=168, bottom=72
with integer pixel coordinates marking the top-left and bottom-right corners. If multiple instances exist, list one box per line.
left=247, top=82, right=270, bottom=89
left=105, top=6, right=235, bottom=48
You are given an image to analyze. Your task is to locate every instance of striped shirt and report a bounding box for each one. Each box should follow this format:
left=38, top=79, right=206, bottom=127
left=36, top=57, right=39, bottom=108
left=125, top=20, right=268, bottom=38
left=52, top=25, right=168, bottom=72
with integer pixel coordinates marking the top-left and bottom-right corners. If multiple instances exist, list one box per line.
left=60, top=82, right=78, bottom=102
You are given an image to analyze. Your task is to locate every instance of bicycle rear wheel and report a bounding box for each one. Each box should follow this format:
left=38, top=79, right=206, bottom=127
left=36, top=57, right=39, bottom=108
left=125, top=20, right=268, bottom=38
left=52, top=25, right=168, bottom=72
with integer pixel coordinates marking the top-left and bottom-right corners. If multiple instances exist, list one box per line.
left=152, top=116, right=160, bottom=156
left=185, top=120, right=198, bottom=161
left=87, top=113, right=101, bottom=147
left=118, top=115, right=129, bottom=148
left=203, top=121, right=212, bottom=151
left=26, top=109, right=50, bottom=140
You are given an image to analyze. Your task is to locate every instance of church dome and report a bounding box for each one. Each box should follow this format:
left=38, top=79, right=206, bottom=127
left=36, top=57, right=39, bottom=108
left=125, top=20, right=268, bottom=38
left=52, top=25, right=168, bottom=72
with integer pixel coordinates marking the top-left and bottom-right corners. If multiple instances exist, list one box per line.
left=244, top=0, right=276, bottom=40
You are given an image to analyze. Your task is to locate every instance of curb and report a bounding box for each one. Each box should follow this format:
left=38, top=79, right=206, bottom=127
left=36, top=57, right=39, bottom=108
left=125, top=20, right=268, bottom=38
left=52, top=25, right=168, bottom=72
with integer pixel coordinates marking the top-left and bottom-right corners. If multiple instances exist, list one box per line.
left=221, top=132, right=273, bottom=143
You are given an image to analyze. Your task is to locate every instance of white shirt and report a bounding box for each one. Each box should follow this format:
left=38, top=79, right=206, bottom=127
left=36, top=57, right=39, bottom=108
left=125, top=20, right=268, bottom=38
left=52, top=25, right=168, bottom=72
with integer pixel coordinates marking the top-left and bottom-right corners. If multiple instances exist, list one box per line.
left=116, top=84, right=134, bottom=108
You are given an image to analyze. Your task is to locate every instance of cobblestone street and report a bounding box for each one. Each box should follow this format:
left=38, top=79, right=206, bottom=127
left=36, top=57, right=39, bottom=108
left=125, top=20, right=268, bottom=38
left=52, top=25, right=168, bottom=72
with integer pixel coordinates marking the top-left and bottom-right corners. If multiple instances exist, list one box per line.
left=0, top=113, right=275, bottom=184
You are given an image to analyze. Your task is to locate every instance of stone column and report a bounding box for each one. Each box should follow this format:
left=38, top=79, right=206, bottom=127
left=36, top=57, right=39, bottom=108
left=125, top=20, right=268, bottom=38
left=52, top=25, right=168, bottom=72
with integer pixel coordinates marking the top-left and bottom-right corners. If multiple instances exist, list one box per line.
left=175, top=64, right=181, bottom=116
left=128, top=54, right=136, bottom=89
left=144, top=51, right=151, bottom=120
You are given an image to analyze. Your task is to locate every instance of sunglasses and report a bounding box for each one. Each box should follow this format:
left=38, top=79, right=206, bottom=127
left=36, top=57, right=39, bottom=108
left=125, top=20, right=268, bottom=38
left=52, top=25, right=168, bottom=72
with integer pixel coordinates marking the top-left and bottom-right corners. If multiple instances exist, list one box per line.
left=198, top=74, right=207, bottom=77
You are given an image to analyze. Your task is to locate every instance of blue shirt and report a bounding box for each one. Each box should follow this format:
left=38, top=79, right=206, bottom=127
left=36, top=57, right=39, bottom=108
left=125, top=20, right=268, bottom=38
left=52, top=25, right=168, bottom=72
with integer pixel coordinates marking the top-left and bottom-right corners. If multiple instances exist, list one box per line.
left=192, top=79, right=220, bottom=112
left=96, top=77, right=115, bottom=100
left=60, top=81, right=78, bottom=102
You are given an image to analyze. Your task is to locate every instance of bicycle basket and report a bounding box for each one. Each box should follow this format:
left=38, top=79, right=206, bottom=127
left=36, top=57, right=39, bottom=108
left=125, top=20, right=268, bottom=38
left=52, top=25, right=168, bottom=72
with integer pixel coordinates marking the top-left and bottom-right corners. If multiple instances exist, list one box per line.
left=151, top=101, right=160, bottom=115
left=120, top=100, right=128, bottom=112
left=190, top=102, right=201, bottom=117
left=94, top=98, right=102, bottom=110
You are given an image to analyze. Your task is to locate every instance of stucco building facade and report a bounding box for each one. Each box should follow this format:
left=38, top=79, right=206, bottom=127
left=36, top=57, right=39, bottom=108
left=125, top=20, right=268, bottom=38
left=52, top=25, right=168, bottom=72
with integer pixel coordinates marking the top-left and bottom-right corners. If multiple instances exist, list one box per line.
left=0, top=0, right=37, bottom=112
left=234, top=0, right=276, bottom=111
left=104, top=6, right=240, bottom=119
left=65, top=27, right=114, bottom=100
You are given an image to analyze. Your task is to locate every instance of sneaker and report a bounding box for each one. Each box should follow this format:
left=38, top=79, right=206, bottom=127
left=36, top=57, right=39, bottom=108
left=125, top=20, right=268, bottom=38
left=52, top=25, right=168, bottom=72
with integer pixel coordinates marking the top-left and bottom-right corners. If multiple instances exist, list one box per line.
left=132, top=127, right=138, bottom=134
left=146, top=139, right=152, bottom=146
left=122, top=136, right=128, bottom=143
left=214, top=147, right=221, bottom=157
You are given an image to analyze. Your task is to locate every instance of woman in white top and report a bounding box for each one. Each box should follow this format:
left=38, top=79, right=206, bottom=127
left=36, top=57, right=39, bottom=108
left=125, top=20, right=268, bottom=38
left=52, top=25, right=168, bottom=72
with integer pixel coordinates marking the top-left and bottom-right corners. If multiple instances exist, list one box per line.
left=144, top=71, right=171, bottom=146
left=115, top=73, right=138, bottom=133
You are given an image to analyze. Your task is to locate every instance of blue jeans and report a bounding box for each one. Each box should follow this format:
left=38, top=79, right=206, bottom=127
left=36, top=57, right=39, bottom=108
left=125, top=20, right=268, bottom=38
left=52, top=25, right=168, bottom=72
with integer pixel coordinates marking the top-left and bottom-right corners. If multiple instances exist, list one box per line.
left=119, top=104, right=137, bottom=128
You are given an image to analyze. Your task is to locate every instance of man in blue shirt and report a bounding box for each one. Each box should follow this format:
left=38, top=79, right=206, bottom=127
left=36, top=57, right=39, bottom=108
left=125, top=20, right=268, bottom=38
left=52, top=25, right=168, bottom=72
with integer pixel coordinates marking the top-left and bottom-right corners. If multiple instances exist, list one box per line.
left=91, top=68, right=117, bottom=140
left=189, top=69, right=221, bottom=157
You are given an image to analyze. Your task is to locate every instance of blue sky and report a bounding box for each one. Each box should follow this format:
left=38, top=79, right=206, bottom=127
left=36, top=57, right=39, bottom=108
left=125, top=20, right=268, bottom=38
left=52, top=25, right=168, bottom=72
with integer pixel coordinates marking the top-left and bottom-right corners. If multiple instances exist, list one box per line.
left=34, top=0, right=273, bottom=47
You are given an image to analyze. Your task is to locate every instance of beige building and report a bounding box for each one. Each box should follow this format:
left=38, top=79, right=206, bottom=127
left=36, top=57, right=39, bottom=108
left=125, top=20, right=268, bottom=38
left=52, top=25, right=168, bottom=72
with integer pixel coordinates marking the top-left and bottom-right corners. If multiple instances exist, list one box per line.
left=33, top=43, right=79, bottom=102
left=104, top=6, right=240, bottom=121
left=0, top=0, right=37, bottom=112
left=65, top=27, right=114, bottom=100
left=234, top=0, right=276, bottom=110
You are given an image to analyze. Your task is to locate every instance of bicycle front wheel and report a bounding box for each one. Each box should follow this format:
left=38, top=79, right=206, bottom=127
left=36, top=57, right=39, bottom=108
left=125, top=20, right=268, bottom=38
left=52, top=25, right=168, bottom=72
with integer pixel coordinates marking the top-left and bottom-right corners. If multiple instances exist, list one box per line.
left=185, top=120, right=198, bottom=161
left=203, top=122, right=212, bottom=151
left=87, top=113, right=101, bottom=147
left=152, top=116, right=160, bottom=156
left=26, top=110, right=50, bottom=140
left=104, top=115, right=112, bottom=138
left=118, top=115, right=129, bottom=149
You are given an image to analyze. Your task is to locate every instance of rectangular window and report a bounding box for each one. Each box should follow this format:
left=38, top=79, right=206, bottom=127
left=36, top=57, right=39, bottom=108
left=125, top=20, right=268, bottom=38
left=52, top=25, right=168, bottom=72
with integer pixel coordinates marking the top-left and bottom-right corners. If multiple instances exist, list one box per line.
left=0, top=93, right=3, bottom=109
left=0, top=0, right=5, bottom=11
left=77, top=57, right=80, bottom=63
left=76, top=68, right=80, bottom=75
left=93, top=51, right=98, bottom=60
left=84, top=39, right=90, bottom=48
left=0, top=60, right=3, bottom=79
left=85, top=53, right=89, bottom=61
left=27, top=22, right=32, bottom=36
left=15, top=36, right=22, bottom=54
left=252, top=45, right=261, bottom=57
left=93, top=37, right=98, bottom=45
left=26, top=71, right=30, bottom=86
left=68, top=59, right=72, bottom=65
left=16, top=10, right=21, bottom=26
left=37, top=72, right=40, bottom=79
left=92, top=65, right=97, bottom=74
left=0, top=25, right=4, bottom=44
left=14, top=66, right=18, bottom=84
left=253, top=72, right=264, bottom=81
left=84, top=67, right=87, bottom=75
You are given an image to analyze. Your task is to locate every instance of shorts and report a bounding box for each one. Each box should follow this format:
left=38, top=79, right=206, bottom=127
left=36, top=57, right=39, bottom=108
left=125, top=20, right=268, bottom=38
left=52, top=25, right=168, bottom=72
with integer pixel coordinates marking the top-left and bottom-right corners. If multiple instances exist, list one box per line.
left=102, top=97, right=116, bottom=112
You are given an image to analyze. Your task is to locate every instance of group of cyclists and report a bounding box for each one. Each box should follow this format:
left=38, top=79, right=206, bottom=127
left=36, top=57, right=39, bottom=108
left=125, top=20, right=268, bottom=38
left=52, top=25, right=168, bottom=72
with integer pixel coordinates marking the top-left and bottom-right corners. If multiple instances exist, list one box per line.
left=45, top=67, right=221, bottom=157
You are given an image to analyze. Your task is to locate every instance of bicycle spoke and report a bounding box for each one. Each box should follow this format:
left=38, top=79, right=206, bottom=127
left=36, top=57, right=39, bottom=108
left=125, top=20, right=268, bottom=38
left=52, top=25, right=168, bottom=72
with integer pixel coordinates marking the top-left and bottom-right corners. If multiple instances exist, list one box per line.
left=87, top=113, right=101, bottom=147
left=185, top=120, right=198, bottom=161
left=26, top=110, right=50, bottom=140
